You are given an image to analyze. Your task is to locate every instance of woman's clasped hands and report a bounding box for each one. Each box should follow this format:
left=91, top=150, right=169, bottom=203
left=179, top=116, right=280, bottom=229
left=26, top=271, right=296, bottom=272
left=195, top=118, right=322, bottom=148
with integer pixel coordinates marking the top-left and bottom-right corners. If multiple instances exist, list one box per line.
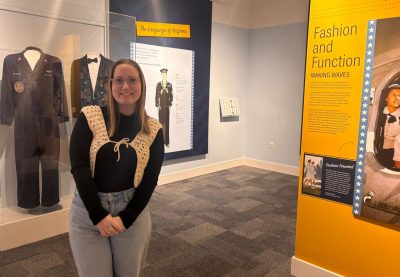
left=96, top=214, right=126, bottom=237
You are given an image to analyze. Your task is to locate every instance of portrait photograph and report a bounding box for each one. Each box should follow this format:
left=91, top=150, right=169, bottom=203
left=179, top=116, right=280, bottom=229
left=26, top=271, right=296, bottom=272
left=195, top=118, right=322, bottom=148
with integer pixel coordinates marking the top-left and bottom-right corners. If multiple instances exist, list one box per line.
left=360, top=16, right=400, bottom=225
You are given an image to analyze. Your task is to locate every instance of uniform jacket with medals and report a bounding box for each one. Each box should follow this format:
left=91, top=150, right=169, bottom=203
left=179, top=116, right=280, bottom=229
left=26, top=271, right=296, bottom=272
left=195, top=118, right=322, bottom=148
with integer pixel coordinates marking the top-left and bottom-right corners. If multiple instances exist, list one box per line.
left=0, top=47, right=68, bottom=126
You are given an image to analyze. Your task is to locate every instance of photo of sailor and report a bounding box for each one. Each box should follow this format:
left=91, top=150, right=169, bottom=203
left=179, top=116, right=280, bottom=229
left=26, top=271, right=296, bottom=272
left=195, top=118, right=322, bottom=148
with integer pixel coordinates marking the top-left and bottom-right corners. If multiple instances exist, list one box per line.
left=155, top=68, right=173, bottom=146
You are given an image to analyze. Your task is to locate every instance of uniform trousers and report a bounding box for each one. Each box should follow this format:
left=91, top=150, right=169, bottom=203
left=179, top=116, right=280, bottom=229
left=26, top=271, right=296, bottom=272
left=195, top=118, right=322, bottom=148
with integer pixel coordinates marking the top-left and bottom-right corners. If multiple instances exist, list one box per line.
left=69, top=188, right=151, bottom=277
left=15, top=114, right=60, bottom=208
left=158, top=107, right=170, bottom=145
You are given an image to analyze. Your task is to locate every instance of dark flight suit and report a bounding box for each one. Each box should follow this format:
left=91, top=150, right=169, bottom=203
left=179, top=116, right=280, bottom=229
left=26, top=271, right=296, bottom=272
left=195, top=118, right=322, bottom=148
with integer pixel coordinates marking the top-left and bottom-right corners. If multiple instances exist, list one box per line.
left=155, top=82, right=173, bottom=146
left=0, top=47, right=69, bottom=209
left=70, top=54, right=114, bottom=118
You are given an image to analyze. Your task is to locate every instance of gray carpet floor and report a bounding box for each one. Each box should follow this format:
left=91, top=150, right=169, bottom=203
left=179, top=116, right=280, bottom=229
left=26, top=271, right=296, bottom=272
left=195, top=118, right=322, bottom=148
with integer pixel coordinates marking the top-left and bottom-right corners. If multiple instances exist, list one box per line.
left=0, top=166, right=298, bottom=277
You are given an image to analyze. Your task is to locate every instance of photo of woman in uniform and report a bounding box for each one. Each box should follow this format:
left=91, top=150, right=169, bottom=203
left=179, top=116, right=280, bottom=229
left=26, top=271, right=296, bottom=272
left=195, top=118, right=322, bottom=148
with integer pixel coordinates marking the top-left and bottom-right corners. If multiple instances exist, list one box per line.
left=374, top=82, right=400, bottom=171
left=358, top=16, right=400, bottom=225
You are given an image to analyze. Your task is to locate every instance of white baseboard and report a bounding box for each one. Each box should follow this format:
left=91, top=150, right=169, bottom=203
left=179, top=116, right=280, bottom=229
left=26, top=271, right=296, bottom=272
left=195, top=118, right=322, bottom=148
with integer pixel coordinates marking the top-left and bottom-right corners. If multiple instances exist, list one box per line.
left=243, top=158, right=299, bottom=176
left=158, top=158, right=245, bottom=185
left=0, top=194, right=72, bottom=251
left=159, top=157, right=299, bottom=185
left=291, top=256, right=343, bottom=277
left=0, top=157, right=298, bottom=250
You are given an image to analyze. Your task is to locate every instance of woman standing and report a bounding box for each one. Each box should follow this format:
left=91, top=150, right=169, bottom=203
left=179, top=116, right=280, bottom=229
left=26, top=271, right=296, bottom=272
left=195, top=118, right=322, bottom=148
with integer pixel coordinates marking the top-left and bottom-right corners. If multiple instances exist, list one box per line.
left=69, top=59, right=164, bottom=276
left=374, top=83, right=400, bottom=170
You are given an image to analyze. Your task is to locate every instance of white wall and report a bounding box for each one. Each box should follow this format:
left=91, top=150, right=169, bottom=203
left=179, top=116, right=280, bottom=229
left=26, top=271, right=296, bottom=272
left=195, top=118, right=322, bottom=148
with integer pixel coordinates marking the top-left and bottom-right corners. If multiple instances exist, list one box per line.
left=0, top=0, right=106, bottom=25
left=163, top=0, right=309, bottom=173
left=212, top=0, right=251, bottom=29
left=212, top=0, right=309, bottom=29
left=245, top=22, right=307, bottom=167
left=250, top=0, right=309, bottom=29
left=245, top=0, right=309, bottom=167
left=161, top=21, right=249, bottom=174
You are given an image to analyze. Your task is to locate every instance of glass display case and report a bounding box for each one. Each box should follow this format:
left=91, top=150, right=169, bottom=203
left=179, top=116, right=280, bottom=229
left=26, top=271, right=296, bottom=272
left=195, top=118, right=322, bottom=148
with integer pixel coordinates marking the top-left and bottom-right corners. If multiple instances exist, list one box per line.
left=0, top=0, right=136, bottom=249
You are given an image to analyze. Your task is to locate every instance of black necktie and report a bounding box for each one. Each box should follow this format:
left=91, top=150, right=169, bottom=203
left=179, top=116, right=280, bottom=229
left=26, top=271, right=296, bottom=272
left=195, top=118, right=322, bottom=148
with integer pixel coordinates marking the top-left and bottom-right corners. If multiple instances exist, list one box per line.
left=387, top=113, right=397, bottom=123
left=87, top=57, right=98, bottom=64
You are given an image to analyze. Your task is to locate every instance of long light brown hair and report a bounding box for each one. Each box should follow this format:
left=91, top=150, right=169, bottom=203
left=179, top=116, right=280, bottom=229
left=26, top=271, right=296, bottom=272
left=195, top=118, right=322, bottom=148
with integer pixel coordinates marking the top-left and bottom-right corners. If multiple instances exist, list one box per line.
left=107, top=59, right=150, bottom=137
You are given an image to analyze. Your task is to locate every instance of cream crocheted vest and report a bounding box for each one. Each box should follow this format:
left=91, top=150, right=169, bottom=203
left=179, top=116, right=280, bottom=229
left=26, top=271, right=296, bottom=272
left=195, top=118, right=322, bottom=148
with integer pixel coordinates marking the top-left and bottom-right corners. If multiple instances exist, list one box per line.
left=81, top=105, right=162, bottom=188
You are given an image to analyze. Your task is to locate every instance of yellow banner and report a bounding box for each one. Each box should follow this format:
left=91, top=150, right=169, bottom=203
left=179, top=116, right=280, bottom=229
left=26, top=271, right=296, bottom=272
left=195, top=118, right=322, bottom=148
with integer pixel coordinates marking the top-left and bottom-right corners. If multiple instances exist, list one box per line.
left=136, top=21, right=190, bottom=38
left=296, top=1, right=400, bottom=277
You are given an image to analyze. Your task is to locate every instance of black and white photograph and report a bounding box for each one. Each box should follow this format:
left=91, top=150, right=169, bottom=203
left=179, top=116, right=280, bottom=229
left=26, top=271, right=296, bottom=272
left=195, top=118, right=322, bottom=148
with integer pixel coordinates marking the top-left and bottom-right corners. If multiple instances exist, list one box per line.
left=358, top=16, right=400, bottom=225
left=302, top=154, right=323, bottom=196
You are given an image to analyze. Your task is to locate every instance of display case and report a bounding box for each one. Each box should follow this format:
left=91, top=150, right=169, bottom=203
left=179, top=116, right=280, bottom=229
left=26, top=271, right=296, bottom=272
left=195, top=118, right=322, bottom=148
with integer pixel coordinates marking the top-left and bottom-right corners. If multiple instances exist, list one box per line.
left=0, top=0, right=136, bottom=250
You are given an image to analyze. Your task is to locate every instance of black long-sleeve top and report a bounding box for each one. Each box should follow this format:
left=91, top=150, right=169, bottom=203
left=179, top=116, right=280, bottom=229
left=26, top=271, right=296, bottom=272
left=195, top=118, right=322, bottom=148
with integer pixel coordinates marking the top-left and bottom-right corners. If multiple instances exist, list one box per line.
left=69, top=109, right=164, bottom=228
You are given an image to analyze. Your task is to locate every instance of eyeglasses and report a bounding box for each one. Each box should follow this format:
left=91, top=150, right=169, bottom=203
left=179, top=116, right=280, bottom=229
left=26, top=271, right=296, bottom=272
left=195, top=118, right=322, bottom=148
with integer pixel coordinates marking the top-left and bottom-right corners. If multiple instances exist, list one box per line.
left=111, top=77, right=141, bottom=87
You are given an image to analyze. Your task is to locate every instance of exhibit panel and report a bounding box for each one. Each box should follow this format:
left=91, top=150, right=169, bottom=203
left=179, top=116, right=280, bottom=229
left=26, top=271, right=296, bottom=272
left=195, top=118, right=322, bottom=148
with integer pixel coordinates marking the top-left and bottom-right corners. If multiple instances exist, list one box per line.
left=353, top=16, right=400, bottom=224
left=295, top=0, right=400, bottom=276
left=110, top=0, right=212, bottom=161
left=132, top=43, right=194, bottom=153
left=0, top=1, right=136, bottom=249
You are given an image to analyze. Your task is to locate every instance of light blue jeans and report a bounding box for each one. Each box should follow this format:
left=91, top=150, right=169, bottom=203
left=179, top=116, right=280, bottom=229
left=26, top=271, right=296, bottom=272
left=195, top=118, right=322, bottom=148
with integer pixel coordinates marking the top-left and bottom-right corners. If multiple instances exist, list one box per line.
left=69, top=188, right=151, bottom=277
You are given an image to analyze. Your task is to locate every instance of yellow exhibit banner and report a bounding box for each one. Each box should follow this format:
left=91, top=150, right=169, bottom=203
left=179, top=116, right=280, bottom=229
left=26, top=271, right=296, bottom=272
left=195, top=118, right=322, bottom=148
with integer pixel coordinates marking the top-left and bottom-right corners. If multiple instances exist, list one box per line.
left=296, top=0, right=400, bottom=276
left=136, top=21, right=190, bottom=38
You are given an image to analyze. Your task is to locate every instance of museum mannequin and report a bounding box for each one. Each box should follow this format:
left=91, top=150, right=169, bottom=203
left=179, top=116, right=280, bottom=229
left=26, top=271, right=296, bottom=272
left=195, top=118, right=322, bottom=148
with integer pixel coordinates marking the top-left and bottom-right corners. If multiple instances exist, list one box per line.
left=86, top=51, right=101, bottom=91
left=23, top=48, right=41, bottom=70
left=0, top=46, right=69, bottom=210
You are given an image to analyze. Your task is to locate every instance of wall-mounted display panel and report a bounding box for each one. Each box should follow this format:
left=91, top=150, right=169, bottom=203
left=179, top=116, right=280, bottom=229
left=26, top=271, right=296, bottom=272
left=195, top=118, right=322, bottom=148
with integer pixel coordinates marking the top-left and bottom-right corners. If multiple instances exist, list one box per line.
left=296, top=1, right=400, bottom=276
left=110, top=0, right=212, bottom=161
